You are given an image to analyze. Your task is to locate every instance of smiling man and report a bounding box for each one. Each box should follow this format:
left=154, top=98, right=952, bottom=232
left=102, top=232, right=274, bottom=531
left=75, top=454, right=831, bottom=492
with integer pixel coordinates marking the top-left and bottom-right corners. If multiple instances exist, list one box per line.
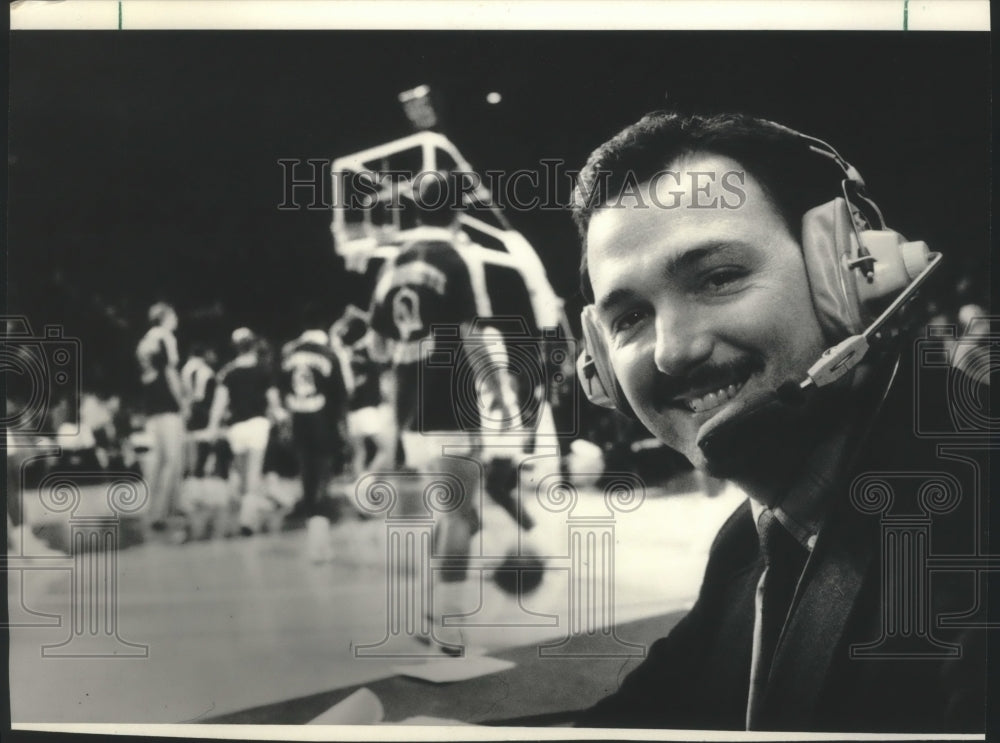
left=572, top=112, right=986, bottom=732
left=586, top=150, right=829, bottom=487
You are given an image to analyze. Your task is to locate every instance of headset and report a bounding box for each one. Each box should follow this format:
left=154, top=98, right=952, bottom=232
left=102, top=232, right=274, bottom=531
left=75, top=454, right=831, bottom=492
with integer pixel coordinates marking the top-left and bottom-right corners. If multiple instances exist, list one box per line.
left=576, top=122, right=942, bottom=449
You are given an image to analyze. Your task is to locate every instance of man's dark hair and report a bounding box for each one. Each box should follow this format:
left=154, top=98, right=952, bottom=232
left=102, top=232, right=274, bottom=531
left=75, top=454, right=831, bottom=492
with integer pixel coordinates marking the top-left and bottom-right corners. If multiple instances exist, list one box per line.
left=573, top=111, right=843, bottom=302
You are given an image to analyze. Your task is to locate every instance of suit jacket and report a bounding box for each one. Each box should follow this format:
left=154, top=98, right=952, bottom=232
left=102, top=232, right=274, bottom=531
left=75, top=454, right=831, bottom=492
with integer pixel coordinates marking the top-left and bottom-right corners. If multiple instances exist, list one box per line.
left=577, top=356, right=987, bottom=732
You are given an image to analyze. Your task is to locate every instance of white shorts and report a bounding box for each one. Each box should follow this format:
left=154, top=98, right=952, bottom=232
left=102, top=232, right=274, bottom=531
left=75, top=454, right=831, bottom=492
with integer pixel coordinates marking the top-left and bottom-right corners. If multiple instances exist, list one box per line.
left=227, top=417, right=271, bottom=455
left=348, top=404, right=393, bottom=440
left=400, top=430, right=473, bottom=472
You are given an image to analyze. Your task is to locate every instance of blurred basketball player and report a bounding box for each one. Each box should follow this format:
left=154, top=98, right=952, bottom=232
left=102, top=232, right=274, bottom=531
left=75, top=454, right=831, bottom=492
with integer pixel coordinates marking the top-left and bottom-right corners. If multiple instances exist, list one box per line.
left=136, top=302, right=188, bottom=530
left=206, top=328, right=287, bottom=535
left=331, top=306, right=396, bottom=480
left=181, top=343, right=223, bottom=479
left=280, top=328, right=350, bottom=561
left=369, top=173, right=525, bottom=653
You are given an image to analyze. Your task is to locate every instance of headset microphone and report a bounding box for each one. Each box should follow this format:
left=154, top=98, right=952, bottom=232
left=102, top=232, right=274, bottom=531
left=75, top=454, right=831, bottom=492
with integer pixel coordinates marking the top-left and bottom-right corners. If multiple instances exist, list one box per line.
left=779, top=250, right=942, bottom=401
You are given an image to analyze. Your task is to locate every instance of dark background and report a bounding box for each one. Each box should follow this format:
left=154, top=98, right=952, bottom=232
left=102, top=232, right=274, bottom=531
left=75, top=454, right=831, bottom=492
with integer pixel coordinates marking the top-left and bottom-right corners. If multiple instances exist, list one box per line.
left=6, top=32, right=992, bottom=399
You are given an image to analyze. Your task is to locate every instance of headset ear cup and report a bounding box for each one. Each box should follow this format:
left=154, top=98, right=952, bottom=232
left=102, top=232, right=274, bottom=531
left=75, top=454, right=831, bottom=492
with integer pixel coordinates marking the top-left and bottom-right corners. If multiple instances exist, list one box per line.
left=802, top=198, right=933, bottom=340
left=578, top=306, right=631, bottom=415
left=801, top=198, right=866, bottom=339
left=855, top=230, right=931, bottom=313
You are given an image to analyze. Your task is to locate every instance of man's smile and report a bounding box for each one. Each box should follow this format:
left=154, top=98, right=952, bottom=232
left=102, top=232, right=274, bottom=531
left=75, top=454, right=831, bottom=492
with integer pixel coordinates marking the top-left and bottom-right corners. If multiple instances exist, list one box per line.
left=656, top=363, right=759, bottom=416
left=680, top=375, right=750, bottom=413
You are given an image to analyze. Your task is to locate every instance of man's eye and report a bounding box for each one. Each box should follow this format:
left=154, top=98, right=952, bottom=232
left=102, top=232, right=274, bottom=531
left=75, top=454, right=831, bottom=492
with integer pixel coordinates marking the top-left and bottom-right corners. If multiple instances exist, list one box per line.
left=613, top=309, right=645, bottom=334
left=701, top=267, right=746, bottom=292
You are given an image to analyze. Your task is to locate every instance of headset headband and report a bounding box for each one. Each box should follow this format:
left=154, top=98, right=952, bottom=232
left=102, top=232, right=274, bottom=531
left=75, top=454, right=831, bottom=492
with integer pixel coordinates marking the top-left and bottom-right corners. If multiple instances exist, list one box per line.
left=766, top=120, right=889, bottom=280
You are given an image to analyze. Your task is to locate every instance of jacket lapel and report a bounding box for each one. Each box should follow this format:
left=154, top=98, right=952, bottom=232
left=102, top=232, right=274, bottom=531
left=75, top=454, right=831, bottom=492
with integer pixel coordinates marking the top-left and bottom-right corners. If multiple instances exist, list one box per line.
left=757, top=483, right=878, bottom=728
left=757, top=358, right=912, bottom=728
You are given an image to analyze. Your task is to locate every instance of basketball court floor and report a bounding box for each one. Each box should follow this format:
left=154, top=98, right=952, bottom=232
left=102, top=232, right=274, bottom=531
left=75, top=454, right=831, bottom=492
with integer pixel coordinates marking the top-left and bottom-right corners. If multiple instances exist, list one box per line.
left=8, top=478, right=744, bottom=725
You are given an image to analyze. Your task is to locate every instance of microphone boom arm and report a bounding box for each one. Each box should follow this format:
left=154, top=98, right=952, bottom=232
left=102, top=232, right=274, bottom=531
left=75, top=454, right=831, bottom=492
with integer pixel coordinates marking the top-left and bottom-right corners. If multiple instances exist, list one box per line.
left=799, top=251, right=942, bottom=393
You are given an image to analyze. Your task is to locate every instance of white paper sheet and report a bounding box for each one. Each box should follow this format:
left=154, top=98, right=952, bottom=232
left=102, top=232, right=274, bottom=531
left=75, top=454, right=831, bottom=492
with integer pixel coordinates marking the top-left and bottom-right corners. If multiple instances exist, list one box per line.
left=307, top=687, right=385, bottom=725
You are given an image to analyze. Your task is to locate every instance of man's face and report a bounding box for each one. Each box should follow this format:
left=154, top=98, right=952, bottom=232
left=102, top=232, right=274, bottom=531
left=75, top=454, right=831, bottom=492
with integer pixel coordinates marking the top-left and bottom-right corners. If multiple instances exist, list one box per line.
left=586, top=152, right=827, bottom=473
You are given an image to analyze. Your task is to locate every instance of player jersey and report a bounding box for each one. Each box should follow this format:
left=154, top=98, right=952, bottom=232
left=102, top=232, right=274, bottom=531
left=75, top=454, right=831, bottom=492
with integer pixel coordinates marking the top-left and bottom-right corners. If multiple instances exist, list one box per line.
left=136, top=326, right=180, bottom=415
left=370, top=239, right=479, bottom=345
left=280, top=340, right=347, bottom=419
left=218, top=354, right=274, bottom=424
left=370, top=239, right=481, bottom=432
left=348, top=345, right=384, bottom=412
left=181, top=356, right=216, bottom=430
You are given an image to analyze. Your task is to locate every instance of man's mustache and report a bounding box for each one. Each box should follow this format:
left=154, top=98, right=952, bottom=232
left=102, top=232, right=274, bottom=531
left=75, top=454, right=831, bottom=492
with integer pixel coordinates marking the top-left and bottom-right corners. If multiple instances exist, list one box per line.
left=651, top=356, right=764, bottom=409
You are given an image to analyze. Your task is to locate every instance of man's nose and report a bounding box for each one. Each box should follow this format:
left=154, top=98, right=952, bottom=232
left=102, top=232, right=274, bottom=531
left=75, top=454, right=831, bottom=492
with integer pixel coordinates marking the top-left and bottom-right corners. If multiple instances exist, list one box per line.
left=652, top=307, right=714, bottom=377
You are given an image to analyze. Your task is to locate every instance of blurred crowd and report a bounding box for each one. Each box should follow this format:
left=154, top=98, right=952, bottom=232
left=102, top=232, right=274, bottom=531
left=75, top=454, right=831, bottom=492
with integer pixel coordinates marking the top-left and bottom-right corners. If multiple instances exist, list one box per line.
left=6, top=301, right=400, bottom=560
